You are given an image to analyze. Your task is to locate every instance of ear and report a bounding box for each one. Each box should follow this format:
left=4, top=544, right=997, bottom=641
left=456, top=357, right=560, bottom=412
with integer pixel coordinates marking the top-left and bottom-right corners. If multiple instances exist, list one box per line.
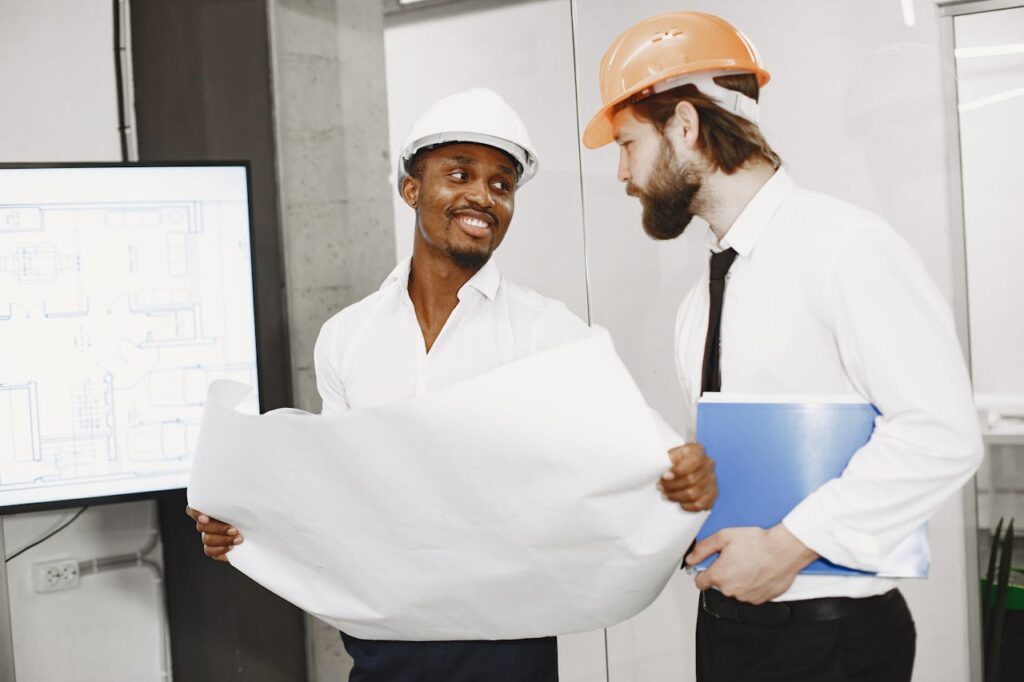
left=401, top=175, right=419, bottom=209
left=670, top=100, right=701, bottom=150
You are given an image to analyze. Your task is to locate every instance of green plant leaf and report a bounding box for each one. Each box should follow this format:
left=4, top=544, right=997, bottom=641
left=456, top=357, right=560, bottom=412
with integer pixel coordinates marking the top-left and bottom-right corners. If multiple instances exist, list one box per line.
left=984, top=517, right=1004, bottom=670
left=987, top=518, right=1015, bottom=682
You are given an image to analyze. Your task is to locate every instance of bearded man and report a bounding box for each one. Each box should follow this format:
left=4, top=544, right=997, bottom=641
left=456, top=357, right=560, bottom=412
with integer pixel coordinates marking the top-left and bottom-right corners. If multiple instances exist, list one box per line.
left=584, top=12, right=982, bottom=682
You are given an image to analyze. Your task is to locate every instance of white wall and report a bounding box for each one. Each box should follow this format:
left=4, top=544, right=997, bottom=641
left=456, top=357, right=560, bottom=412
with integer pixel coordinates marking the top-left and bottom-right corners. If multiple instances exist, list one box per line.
left=0, top=0, right=121, bottom=162
left=953, top=5, right=1024, bottom=550
left=384, top=0, right=590, bottom=323
left=4, top=505, right=165, bottom=681
left=385, top=0, right=980, bottom=681
left=0, top=1, right=167, bottom=680
left=955, top=6, right=1024, bottom=396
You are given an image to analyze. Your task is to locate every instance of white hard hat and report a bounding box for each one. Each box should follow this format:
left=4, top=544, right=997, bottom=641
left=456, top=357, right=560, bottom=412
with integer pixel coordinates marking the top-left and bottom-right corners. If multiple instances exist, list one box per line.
left=397, top=88, right=539, bottom=191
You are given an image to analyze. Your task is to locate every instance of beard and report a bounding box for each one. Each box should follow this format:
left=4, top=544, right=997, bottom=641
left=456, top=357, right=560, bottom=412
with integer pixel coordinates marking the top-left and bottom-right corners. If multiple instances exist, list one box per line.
left=627, top=141, right=703, bottom=241
left=443, top=205, right=499, bottom=270
left=447, top=244, right=493, bottom=270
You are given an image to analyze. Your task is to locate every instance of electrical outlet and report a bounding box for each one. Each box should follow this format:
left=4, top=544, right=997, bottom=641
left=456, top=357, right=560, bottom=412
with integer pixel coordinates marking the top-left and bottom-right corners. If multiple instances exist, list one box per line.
left=32, top=559, right=80, bottom=594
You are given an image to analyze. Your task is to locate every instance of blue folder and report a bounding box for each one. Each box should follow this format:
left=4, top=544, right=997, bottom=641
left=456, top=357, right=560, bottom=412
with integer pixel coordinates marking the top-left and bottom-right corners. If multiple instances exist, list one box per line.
left=693, top=395, right=927, bottom=577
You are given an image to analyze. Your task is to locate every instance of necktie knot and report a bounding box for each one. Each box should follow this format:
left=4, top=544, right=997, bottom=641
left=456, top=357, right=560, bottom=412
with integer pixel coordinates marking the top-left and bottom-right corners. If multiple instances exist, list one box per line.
left=710, top=248, right=738, bottom=281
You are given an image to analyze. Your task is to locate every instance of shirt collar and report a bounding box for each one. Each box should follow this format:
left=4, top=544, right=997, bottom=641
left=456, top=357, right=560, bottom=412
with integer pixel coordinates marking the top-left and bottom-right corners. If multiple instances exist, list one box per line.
left=707, top=167, right=794, bottom=256
left=461, top=257, right=501, bottom=301
left=380, top=256, right=501, bottom=302
left=380, top=257, right=413, bottom=292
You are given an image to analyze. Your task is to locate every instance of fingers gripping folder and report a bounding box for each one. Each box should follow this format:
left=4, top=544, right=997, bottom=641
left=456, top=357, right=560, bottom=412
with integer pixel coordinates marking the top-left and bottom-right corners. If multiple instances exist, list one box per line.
left=692, top=395, right=928, bottom=577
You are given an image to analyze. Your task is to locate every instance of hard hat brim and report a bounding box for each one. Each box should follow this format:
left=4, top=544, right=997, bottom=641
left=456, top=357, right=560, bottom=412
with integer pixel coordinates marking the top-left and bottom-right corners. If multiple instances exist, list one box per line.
left=583, top=110, right=616, bottom=150
left=397, top=132, right=539, bottom=191
left=583, top=63, right=770, bottom=149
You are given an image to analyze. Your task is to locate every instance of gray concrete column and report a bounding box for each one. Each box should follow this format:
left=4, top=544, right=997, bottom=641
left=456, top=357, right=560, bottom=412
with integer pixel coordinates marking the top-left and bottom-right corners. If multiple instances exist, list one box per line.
left=270, top=0, right=396, bottom=413
left=268, top=0, right=396, bottom=678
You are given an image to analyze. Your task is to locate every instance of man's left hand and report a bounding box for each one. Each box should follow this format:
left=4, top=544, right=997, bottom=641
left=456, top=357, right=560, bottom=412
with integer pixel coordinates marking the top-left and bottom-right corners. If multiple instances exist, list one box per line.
left=685, top=524, right=819, bottom=604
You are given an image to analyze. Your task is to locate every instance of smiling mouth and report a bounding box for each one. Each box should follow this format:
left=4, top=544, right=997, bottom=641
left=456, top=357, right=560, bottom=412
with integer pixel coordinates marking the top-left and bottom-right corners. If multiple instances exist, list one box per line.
left=457, top=215, right=491, bottom=229
left=450, top=209, right=496, bottom=238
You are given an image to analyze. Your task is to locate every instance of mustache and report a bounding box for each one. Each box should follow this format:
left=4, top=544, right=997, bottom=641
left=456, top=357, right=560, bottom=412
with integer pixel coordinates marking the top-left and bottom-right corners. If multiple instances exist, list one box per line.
left=447, top=205, right=497, bottom=225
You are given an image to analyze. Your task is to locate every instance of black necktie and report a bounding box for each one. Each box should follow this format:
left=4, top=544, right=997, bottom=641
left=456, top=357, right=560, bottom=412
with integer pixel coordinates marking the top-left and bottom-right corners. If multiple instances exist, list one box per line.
left=701, top=248, right=738, bottom=395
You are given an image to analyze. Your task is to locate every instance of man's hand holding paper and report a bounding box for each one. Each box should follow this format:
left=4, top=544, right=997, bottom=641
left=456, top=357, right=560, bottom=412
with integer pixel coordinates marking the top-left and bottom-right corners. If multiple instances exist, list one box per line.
left=186, top=506, right=243, bottom=563
left=660, top=443, right=717, bottom=512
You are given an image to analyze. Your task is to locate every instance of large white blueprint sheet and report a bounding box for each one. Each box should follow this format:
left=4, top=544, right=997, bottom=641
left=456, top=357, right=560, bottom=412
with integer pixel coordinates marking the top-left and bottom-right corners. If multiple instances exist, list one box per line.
left=188, top=329, right=704, bottom=640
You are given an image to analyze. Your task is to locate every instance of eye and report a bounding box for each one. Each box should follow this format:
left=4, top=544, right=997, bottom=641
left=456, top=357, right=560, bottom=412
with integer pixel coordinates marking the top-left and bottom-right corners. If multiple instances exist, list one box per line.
left=491, top=180, right=511, bottom=193
left=448, top=170, right=468, bottom=181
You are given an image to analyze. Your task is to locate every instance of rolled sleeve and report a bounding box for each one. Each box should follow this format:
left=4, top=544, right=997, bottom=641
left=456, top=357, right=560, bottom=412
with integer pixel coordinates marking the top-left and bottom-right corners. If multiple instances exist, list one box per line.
left=313, top=320, right=351, bottom=416
left=783, top=223, right=983, bottom=570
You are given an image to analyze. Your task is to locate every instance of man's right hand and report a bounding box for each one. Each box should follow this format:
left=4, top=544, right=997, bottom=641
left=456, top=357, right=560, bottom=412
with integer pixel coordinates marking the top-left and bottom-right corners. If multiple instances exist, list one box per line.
left=658, top=443, right=717, bottom=512
left=185, top=505, right=243, bottom=563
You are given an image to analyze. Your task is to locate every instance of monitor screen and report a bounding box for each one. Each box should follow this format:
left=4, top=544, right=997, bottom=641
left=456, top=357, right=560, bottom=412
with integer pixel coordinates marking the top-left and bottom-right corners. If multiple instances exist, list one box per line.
left=0, top=163, right=259, bottom=509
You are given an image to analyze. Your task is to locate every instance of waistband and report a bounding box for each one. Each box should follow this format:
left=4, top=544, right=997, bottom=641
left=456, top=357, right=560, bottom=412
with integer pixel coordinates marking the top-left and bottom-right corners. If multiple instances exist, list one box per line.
left=701, top=588, right=903, bottom=627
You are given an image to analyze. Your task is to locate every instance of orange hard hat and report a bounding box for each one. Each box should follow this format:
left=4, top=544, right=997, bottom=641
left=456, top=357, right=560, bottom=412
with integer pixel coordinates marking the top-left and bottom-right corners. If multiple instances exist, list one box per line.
left=583, top=11, right=771, bottom=149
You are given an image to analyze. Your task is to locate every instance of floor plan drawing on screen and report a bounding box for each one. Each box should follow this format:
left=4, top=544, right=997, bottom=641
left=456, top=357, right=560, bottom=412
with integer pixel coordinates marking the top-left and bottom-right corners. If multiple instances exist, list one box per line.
left=0, top=165, right=259, bottom=507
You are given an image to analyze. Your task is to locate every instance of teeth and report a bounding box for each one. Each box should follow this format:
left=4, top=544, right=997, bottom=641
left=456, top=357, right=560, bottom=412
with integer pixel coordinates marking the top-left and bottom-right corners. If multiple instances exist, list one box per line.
left=460, top=216, right=489, bottom=229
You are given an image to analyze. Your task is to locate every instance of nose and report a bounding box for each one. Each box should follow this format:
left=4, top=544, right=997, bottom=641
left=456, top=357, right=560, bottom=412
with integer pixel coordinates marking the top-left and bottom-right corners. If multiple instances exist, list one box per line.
left=465, top=177, right=495, bottom=208
left=617, top=147, right=631, bottom=184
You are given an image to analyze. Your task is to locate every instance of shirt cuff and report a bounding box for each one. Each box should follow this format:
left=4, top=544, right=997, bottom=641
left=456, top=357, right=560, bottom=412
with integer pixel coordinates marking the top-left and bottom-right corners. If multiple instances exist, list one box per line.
left=782, top=494, right=886, bottom=572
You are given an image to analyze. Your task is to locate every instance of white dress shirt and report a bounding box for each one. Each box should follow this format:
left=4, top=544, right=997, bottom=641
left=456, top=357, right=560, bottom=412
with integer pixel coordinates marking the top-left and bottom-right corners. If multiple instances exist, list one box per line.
left=675, top=168, right=983, bottom=601
left=314, top=257, right=592, bottom=412
left=316, top=256, right=682, bottom=466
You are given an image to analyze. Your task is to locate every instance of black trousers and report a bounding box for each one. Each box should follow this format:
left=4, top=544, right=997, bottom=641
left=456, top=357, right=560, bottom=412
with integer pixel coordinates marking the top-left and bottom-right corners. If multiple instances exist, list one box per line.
left=696, top=590, right=916, bottom=682
left=340, top=632, right=558, bottom=682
